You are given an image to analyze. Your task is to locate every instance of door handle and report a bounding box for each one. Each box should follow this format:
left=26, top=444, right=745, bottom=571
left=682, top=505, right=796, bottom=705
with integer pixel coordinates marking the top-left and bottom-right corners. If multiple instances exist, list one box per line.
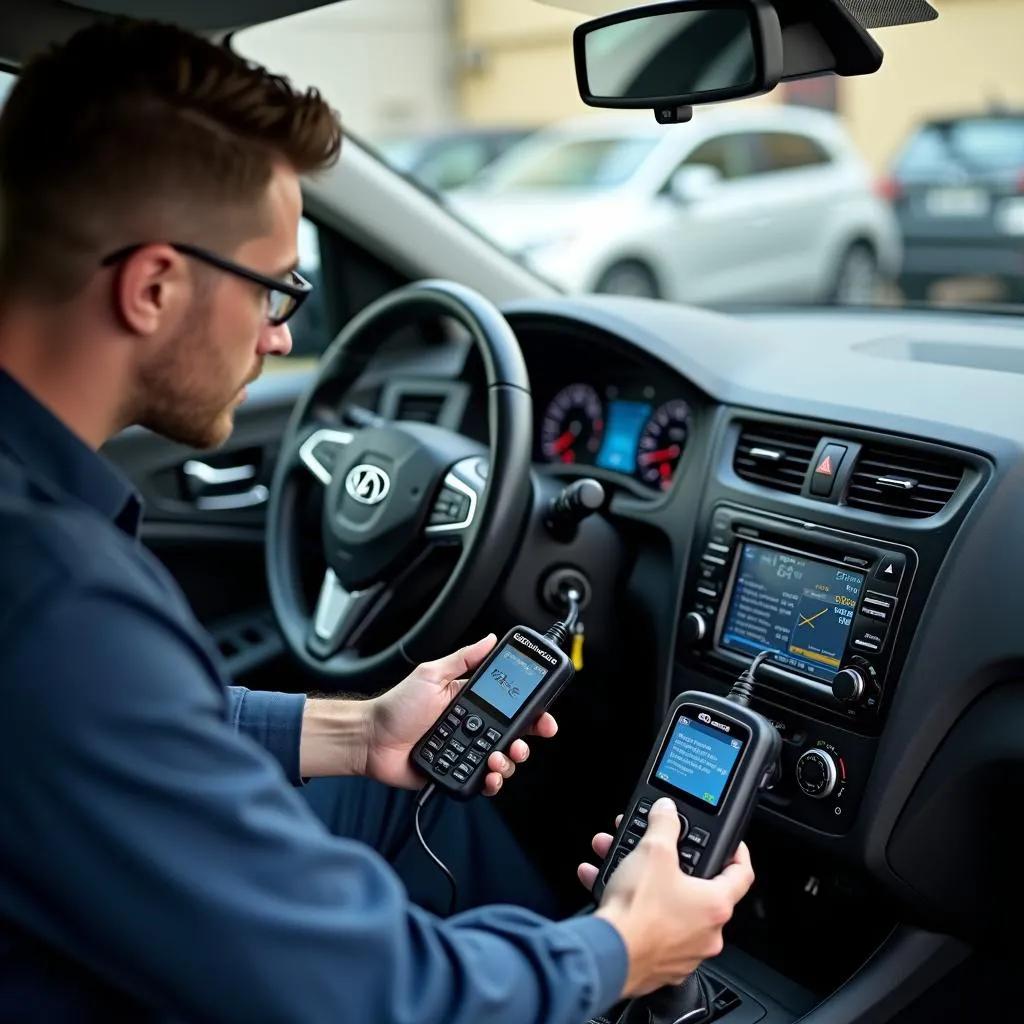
left=183, top=460, right=256, bottom=486
left=194, top=484, right=269, bottom=511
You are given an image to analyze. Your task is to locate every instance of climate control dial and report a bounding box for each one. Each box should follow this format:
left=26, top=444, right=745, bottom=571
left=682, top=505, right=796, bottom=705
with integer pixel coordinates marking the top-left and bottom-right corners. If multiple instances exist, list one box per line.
left=795, top=748, right=838, bottom=799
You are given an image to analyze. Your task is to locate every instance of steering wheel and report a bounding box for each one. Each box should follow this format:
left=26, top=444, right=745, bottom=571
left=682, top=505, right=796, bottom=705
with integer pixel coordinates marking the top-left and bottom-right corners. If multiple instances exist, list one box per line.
left=266, top=279, right=533, bottom=689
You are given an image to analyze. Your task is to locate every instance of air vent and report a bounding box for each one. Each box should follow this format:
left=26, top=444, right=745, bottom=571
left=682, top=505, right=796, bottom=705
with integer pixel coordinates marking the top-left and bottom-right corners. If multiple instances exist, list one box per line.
left=395, top=391, right=446, bottom=424
left=846, top=444, right=964, bottom=518
left=733, top=422, right=822, bottom=494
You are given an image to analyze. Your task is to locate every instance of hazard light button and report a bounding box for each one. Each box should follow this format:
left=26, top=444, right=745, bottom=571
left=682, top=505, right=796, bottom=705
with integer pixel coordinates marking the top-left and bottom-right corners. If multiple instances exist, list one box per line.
left=810, top=443, right=848, bottom=497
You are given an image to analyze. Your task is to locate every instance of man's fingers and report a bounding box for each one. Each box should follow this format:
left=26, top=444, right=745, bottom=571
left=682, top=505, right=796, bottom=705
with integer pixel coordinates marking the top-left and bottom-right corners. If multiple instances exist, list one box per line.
left=528, top=712, right=558, bottom=738
left=482, top=771, right=503, bottom=796
left=715, top=842, right=755, bottom=902
left=644, top=797, right=682, bottom=844
left=488, top=751, right=518, bottom=778
left=429, top=634, right=497, bottom=685
left=591, top=832, right=615, bottom=858
left=577, top=863, right=600, bottom=891
left=506, top=740, right=530, bottom=764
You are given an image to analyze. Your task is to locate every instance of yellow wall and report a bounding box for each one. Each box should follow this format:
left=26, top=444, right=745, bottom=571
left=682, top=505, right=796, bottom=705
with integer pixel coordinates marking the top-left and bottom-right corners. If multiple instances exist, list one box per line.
left=456, top=0, right=1024, bottom=170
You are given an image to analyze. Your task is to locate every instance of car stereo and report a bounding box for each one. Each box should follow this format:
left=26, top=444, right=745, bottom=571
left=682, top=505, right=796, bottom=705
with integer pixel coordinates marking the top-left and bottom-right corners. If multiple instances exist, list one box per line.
left=678, top=504, right=917, bottom=722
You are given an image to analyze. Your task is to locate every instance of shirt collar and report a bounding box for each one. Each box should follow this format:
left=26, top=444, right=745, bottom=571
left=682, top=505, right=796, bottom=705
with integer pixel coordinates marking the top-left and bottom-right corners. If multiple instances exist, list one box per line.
left=0, top=368, right=142, bottom=536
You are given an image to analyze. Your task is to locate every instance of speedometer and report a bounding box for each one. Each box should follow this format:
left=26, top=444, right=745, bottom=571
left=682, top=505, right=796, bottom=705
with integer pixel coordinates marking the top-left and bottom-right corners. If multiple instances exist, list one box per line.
left=636, top=400, right=690, bottom=490
left=540, top=384, right=604, bottom=464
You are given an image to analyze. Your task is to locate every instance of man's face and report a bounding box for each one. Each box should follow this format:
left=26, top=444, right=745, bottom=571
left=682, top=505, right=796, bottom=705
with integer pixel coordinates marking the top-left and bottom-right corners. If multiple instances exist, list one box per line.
left=136, top=163, right=299, bottom=449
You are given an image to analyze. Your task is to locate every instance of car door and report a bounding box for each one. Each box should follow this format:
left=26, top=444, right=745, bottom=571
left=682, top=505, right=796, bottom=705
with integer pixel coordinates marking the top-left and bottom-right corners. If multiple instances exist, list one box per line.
left=646, top=131, right=778, bottom=305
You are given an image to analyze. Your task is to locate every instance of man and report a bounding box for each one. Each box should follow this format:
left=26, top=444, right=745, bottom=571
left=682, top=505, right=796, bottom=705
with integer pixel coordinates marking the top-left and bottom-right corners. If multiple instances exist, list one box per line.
left=0, top=18, right=754, bottom=1024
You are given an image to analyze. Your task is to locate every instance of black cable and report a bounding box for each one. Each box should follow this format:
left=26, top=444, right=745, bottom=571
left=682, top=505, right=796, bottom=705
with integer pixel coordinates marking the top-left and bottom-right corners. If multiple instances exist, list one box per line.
left=727, top=648, right=776, bottom=706
left=543, top=588, right=581, bottom=651
left=414, top=783, right=458, bottom=916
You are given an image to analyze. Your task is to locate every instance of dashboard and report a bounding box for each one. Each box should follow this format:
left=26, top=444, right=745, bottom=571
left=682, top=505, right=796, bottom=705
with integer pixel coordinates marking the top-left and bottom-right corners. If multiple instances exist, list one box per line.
left=374, top=294, right=1024, bottom=956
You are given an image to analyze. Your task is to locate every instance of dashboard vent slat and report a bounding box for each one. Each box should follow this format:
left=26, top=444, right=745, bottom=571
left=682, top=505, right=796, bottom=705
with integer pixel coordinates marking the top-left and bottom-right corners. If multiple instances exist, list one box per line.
left=395, top=391, right=446, bottom=424
left=733, top=423, right=822, bottom=494
left=846, top=444, right=964, bottom=519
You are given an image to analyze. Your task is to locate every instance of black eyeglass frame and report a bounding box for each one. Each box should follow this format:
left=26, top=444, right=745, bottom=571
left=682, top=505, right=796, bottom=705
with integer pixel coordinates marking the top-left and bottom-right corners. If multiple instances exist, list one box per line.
left=101, top=242, right=312, bottom=326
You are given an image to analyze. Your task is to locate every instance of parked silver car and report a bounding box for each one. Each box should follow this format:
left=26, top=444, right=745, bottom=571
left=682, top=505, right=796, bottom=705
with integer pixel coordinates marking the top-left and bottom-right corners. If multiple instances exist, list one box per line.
left=449, top=104, right=901, bottom=306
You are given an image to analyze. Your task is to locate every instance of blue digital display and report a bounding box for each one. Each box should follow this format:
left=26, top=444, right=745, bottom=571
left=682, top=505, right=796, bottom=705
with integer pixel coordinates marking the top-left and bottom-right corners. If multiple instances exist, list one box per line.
left=653, top=714, right=745, bottom=809
left=719, top=543, right=866, bottom=683
left=596, top=400, right=652, bottom=473
left=469, top=644, right=548, bottom=722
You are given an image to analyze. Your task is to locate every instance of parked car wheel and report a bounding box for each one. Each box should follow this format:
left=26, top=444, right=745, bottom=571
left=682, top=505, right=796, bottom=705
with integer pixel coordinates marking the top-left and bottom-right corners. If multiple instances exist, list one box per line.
left=830, top=242, right=879, bottom=305
left=595, top=260, right=661, bottom=299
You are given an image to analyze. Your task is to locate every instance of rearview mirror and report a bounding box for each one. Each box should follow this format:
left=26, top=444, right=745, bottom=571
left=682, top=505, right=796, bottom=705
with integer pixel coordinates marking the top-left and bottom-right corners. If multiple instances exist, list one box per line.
left=573, top=0, right=783, bottom=119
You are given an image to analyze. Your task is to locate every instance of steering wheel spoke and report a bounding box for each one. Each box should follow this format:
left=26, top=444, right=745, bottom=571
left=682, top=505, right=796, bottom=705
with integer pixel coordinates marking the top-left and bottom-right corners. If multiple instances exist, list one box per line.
left=424, top=458, right=487, bottom=542
left=296, top=425, right=356, bottom=485
left=306, top=569, right=384, bottom=659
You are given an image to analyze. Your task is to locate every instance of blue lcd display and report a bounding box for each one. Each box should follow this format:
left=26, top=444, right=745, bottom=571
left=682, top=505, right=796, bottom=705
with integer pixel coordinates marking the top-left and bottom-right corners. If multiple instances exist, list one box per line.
left=653, top=714, right=745, bottom=809
left=596, top=400, right=652, bottom=473
left=469, top=644, right=548, bottom=723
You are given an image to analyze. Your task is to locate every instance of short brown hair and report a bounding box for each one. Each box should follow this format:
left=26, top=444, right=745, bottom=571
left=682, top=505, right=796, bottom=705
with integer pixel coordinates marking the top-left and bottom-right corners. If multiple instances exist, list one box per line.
left=0, top=18, right=342, bottom=301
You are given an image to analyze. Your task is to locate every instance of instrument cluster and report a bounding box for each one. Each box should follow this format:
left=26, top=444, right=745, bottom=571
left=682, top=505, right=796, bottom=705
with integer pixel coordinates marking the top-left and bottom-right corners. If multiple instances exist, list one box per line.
left=537, top=379, right=691, bottom=494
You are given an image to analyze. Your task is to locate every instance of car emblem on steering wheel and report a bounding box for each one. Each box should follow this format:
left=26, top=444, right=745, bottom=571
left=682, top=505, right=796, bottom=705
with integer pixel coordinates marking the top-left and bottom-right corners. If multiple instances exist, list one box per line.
left=344, top=464, right=391, bottom=506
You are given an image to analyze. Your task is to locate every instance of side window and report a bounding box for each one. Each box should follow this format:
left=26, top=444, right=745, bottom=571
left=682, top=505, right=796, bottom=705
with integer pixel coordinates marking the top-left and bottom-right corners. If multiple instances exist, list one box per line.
left=753, top=132, right=832, bottom=174
left=286, top=216, right=332, bottom=359
left=681, top=133, right=758, bottom=181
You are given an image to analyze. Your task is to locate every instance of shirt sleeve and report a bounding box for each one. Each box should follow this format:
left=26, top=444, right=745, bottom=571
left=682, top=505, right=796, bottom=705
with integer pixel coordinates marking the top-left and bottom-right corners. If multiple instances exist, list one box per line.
left=0, top=585, right=627, bottom=1024
left=226, top=685, right=306, bottom=785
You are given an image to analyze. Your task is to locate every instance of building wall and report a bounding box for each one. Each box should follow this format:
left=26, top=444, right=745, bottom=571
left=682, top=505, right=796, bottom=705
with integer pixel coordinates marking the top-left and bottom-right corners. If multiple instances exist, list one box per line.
left=238, top=0, right=456, bottom=141
left=455, top=0, right=1024, bottom=170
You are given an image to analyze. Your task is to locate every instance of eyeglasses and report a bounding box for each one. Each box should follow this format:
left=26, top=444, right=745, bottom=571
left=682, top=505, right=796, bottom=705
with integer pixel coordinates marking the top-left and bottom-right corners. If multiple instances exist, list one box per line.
left=101, top=242, right=312, bottom=326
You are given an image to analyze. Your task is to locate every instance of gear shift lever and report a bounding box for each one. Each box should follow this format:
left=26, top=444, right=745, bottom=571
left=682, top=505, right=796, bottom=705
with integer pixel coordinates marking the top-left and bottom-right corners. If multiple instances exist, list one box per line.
left=616, top=970, right=715, bottom=1024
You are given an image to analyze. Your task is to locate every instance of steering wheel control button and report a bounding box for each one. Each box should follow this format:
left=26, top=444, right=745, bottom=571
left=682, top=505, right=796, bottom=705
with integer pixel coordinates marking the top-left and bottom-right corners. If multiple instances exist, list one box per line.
left=873, top=555, right=905, bottom=590
left=419, top=748, right=435, bottom=764
left=686, top=827, right=710, bottom=847
left=452, top=704, right=467, bottom=718
left=484, top=727, right=502, bottom=743
left=465, top=750, right=483, bottom=766
left=463, top=715, right=484, bottom=736
left=810, top=443, right=848, bottom=497
left=474, top=737, right=493, bottom=752
left=679, top=847, right=701, bottom=868
left=435, top=759, right=452, bottom=775
left=426, top=736, right=443, bottom=753
left=796, top=749, right=838, bottom=799
left=629, top=816, right=648, bottom=834
left=444, top=712, right=462, bottom=729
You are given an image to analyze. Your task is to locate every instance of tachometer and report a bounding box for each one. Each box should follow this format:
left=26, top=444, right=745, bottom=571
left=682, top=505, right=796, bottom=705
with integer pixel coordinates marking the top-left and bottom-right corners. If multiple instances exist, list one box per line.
left=637, top=400, right=690, bottom=490
left=540, top=383, right=604, bottom=464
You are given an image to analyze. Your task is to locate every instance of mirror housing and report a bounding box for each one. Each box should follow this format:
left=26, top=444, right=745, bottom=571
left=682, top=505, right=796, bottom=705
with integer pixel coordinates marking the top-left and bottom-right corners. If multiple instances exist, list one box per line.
left=573, top=0, right=784, bottom=115
left=668, top=164, right=722, bottom=203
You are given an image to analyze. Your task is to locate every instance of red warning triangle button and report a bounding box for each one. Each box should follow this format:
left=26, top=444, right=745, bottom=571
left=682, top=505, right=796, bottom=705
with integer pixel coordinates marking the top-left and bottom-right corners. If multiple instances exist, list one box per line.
left=815, top=455, right=834, bottom=476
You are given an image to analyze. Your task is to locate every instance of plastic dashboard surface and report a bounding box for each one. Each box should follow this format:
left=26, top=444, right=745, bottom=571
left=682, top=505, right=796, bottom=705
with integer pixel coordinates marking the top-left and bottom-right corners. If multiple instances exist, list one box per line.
left=500, top=295, right=1024, bottom=938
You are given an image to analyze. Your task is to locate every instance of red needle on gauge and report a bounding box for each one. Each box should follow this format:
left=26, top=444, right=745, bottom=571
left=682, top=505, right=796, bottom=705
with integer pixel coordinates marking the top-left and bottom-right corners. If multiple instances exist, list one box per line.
left=551, top=422, right=581, bottom=455
left=638, top=444, right=681, bottom=466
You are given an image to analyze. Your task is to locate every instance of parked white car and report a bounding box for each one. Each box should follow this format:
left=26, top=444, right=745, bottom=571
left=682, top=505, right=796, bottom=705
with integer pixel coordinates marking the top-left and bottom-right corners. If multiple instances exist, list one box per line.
left=447, top=105, right=901, bottom=306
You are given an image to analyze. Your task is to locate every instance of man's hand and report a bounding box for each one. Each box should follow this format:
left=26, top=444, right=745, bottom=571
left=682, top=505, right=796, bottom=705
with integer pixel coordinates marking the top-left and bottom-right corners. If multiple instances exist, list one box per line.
left=365, top=635, right=558, bottom=795
left=580, top=799, right=755, bottom=998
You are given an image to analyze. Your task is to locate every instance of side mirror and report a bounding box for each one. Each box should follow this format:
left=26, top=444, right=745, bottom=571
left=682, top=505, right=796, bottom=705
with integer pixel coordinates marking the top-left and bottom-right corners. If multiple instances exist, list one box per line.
left=573, top=0, right=783, bottom=120
left=668, top=164, right=722, bottom=203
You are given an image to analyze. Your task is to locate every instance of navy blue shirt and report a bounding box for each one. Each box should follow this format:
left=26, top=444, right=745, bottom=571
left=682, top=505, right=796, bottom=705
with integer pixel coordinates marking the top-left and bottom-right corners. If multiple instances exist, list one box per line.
left=0, top=368, right=627, bottom=1022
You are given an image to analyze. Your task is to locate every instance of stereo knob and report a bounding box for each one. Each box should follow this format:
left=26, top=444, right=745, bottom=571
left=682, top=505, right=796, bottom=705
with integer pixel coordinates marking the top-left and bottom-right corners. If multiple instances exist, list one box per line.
left=680, top=611, right=707, bottom=644
left=795, top=749, right=838, bottom=799
left=832, top=667, right=866, bottom=704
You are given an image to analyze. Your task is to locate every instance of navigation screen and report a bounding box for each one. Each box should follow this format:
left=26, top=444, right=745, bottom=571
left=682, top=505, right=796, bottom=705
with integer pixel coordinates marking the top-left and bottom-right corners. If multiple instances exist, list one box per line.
left=596, top=400, right=652, bottom=473
left=652, top=712, right=746, bottom=810
left=469, top=644, right=548, bottom=723
left=719, top=543, right=866, bottom=682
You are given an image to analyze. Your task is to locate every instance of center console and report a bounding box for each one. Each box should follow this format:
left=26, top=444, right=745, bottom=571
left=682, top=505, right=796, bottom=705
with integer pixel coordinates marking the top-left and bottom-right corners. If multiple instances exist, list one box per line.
left=676, top=502, right=917, bottom=835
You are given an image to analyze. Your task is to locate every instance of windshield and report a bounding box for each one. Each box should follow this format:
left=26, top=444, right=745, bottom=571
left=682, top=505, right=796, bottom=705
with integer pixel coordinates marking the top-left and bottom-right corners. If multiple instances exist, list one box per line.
left=475, top=135, right=660, bottom=190
left=241, top=1, right=1024, bottom=313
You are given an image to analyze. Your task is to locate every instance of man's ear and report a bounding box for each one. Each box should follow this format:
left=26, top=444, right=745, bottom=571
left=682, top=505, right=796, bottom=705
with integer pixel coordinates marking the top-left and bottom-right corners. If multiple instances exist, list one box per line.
left=113, top=244, right=189, bottom=336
